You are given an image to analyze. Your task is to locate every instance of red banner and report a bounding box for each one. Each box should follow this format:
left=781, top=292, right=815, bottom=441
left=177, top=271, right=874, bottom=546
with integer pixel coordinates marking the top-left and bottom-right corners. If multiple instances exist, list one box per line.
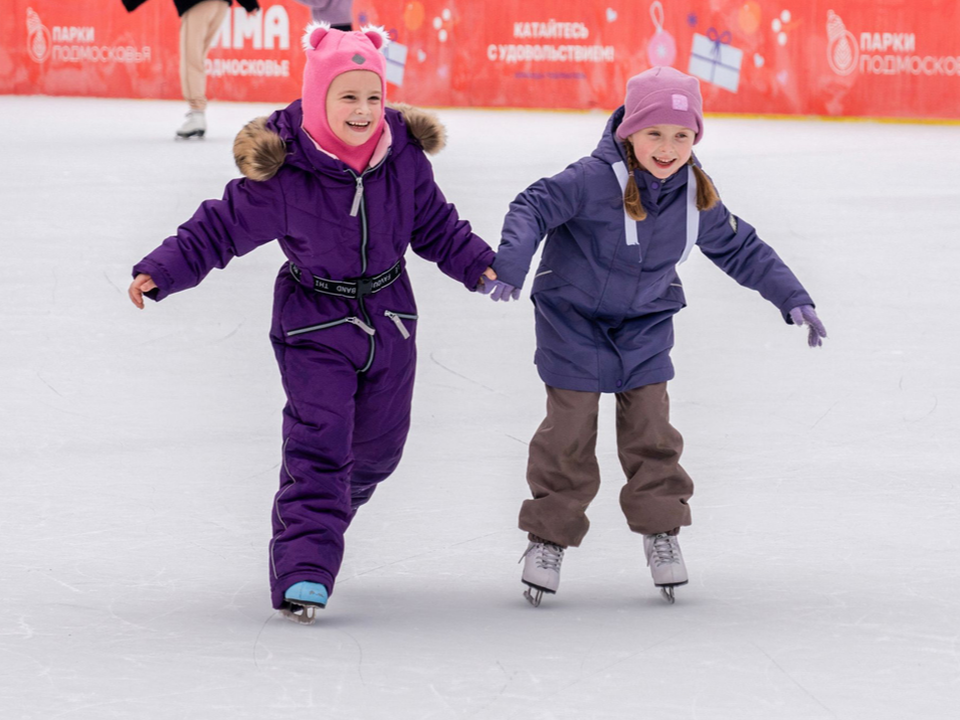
left=4, top=1, right=960, bottom=120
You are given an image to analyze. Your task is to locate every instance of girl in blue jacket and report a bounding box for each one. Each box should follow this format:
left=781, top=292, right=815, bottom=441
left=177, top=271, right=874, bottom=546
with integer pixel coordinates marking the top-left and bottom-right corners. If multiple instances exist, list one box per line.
left=482, top=67, right=826, bottom=606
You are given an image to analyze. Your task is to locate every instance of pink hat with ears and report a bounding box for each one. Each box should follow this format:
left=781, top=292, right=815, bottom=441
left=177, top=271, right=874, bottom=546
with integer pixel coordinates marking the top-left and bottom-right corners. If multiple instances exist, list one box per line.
left=300, top=22, right=390, bottom=168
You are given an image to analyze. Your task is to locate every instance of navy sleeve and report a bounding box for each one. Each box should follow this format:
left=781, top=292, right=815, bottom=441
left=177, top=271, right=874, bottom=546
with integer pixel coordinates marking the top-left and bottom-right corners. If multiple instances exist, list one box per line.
left=697, top=200, right=814, bottom=322
left=493, top=162, right=584, bottom=289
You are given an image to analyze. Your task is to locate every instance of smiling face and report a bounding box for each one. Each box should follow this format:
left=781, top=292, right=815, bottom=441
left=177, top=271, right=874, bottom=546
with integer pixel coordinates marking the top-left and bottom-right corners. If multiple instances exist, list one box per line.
left=325, top=70, right=383, bottom=146
left=628, top=124, right=696, bottom=179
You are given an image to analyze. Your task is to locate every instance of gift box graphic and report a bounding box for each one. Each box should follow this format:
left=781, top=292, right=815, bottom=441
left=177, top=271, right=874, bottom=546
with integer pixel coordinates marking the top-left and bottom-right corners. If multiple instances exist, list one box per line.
left=688, top=29, right=743, bottom=92
left=384, top=41, right=409, bottom=87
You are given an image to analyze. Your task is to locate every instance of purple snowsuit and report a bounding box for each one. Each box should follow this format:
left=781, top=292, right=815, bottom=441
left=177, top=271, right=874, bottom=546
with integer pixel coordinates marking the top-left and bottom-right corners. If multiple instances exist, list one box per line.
left=492, top=106, right=813, bottom=393
left=133, top=101, right=494, bottom=608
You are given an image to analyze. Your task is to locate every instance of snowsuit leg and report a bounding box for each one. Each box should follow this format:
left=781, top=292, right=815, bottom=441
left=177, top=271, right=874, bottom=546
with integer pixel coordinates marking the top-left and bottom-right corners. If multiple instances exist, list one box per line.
left=268, top=347, right=357, bottom=609
left=347, top=344, right=416, bottom=517
left=519, top=385, right=602, bottom=548
left=266, top=277, right=417, bottom=609
left=615, top=382, right=693, bottom=535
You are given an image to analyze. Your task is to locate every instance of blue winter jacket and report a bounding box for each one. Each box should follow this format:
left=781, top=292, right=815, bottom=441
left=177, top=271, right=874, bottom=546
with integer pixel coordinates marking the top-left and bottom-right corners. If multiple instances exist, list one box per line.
left=493, top=106, right=814, bottom=393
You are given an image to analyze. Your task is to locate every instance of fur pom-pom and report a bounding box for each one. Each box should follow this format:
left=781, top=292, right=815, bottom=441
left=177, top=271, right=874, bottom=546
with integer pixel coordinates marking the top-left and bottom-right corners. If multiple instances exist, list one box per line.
left=360, top=25, right=391, bottom=50
left=234, top=117, right=288, bottom=181
left=390, top=103, right=446, bottom=155
left=302, top=21, right=331, bottom=52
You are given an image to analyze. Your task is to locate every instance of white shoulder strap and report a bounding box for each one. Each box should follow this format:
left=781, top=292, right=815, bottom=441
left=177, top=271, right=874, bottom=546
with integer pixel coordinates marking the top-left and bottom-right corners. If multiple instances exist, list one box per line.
left=679, top=164, right=699, bottom=264
left=611, top=161, right=639, bottom=246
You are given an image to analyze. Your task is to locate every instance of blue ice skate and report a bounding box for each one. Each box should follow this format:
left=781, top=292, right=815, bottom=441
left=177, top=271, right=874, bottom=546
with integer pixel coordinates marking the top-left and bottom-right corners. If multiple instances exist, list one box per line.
left=281, top=582, right=328, bottom=625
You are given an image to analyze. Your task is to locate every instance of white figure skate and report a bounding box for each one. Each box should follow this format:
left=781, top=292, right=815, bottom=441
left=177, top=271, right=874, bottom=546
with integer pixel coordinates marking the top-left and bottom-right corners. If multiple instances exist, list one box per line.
left=643, top=533, right=688, bottom=603
left=176, top=111, right=206, bottom=139
left=520, top=537, right=564, bottom=607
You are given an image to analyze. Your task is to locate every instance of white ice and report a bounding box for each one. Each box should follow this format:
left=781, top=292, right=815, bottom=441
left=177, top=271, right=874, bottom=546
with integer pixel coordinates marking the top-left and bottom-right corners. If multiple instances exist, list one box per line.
left=1, top=96, right=958, bottom=719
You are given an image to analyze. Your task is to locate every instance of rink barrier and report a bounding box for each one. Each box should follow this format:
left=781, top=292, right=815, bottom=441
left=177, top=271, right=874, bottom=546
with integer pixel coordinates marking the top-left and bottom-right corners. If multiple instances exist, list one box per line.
left=6, top=0, right=960, bottom=121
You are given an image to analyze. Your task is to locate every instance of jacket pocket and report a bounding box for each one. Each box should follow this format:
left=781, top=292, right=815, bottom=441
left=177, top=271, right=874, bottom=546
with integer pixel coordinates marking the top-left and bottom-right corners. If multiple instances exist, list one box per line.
left=658, top=282, right=687, bottom=308
left=530, top=266, right=571, bottom=296
left=383, top=310, right=418, bottom=340
left=286, top=316, right=376, bottom=337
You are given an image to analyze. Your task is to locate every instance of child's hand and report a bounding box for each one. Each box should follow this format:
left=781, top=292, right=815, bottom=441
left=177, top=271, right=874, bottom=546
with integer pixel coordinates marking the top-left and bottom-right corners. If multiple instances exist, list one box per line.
left=129, top=273, right=158, bottom=309
left=789, top=305, right=827, bottom=347
left=478, top=267, right=520, bottom=302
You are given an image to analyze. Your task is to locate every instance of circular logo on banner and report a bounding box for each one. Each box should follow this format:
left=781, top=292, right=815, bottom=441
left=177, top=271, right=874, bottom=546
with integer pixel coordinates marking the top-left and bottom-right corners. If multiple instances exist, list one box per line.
left=826, top=10, right=858, bottom=76
left=26, top=8, right=52, bottom=63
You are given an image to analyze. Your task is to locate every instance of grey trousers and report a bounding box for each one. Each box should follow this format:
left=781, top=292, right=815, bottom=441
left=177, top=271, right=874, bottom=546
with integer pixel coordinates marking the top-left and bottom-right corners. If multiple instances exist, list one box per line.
left=519, top=383, right=693, bottom=547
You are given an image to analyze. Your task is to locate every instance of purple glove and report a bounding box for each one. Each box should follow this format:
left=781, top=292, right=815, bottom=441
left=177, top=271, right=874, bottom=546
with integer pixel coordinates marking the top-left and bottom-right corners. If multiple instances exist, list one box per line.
left=789, top=305, right=827, bottom=348
left=478, top=277, right=521, bottom=302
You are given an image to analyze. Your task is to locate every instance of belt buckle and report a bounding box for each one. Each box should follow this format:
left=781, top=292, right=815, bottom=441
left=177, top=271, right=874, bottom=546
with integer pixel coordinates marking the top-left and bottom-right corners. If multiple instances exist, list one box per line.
left=355, top=276, right=374, bottom=298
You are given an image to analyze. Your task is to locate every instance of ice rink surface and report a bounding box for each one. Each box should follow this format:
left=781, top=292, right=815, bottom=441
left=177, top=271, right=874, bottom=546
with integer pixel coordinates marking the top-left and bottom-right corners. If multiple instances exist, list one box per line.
left=1, top=95, right=958, bottom=719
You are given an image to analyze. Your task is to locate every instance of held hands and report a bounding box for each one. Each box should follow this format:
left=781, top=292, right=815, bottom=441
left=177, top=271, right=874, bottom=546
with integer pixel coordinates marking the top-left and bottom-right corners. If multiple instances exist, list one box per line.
left=128, top=273, right=157, bottom=309
left=477, top=267, right=520, bottom=302
left=789, top=305, right=827, bottom=347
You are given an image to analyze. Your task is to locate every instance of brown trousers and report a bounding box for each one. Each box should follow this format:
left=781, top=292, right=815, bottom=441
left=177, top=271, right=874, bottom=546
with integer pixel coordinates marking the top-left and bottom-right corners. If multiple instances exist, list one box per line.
left=179, top=0, right=229, bottom=111
left=519, top=383, right=693, bottom=547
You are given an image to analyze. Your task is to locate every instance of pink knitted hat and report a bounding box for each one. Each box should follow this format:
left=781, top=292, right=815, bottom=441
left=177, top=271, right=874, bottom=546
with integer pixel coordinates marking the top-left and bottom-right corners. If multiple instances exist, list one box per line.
left=615, top=66, right=704, bottom=145
left=300, top=23, right=390, bottom=171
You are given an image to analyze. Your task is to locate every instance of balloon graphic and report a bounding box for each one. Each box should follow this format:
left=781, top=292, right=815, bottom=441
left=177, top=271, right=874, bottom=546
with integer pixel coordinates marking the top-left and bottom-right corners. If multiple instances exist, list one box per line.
left=738, top=2, right=761, bottom=35
left=647, top=1, right=676, bottom=67
left=403, top=2, right=424, bottom=31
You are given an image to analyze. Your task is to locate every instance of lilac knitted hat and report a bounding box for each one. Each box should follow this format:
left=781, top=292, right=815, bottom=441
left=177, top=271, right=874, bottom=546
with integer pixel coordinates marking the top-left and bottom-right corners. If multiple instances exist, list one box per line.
left=615, top=66, right=704, bottom=144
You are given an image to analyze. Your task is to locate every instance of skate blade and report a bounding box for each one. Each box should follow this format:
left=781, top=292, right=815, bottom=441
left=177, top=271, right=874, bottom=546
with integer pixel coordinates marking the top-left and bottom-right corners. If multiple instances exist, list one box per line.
left=175, top=131, right=205, bottom=140
left=522, top=582, right=555, bottom=607
left=655, top=580, right=688, bottom=604
left=280, top=603, right=319, bottom=625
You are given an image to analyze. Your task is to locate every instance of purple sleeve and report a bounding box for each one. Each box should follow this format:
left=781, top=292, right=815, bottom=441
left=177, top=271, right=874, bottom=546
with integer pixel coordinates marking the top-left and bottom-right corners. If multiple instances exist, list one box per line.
left=697, top=201, right=814, bottom=323
left=493, top=162, right=583, bottom=289
left=132, top=176, right=286, bottom=301
left=408, top=153, right=495, bottom=291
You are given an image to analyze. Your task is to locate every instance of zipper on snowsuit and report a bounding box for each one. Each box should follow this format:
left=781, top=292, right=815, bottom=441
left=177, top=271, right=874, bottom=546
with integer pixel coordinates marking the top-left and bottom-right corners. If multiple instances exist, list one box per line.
left=349, top=175, right=364, bottom=218
left=346, top=160, right=383, bottom=374
left=286, top=316, right=375, bottom=337
left=384, top=310, right=418, bottom=340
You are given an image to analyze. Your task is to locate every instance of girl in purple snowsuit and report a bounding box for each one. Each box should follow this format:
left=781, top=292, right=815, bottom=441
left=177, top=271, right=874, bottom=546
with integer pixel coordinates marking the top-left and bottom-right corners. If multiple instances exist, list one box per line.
left=480, top=67, right=827, bottom=606
left=129, top=23, right=495, bottom=622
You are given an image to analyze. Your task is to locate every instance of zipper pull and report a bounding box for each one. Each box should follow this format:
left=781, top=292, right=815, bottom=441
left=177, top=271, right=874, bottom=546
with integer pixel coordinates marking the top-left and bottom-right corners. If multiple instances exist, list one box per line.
left=349, top=175, right=364, bottom=217
left=346, top=316, right=376, bottom=335
left=385, top=311, right=411, bottom=340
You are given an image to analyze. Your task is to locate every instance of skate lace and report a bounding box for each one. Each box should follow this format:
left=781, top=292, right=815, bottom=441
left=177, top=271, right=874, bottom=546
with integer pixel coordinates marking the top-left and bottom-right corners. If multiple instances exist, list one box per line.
left=649, top=534, right=681, bottom=567
left=520, top=540, right=564, bottom=571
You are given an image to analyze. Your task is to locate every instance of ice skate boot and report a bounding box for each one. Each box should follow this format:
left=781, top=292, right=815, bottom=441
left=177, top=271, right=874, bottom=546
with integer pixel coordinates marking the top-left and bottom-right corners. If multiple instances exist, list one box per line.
left=643, top=533, right=688, bottom=604
left=175, top=111, right=206, bottom=139
left=281, top=581, right=328, bottom=624
left=520, top=536, right=564, bottom=607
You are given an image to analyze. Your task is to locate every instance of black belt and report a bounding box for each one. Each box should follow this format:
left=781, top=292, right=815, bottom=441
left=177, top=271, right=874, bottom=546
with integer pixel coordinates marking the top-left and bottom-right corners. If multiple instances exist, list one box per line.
left=289, top=260, right=403, bottom=299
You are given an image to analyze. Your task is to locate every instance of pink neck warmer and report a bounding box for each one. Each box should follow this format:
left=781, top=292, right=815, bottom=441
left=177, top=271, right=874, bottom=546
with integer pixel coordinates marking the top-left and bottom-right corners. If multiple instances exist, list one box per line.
left=304, top=112, right=382, bottom=174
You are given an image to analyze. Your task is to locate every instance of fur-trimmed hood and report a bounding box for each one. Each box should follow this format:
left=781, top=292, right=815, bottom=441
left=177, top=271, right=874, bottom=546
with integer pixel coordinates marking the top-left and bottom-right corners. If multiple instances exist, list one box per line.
left=234, top=100, right=447, bottom=182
